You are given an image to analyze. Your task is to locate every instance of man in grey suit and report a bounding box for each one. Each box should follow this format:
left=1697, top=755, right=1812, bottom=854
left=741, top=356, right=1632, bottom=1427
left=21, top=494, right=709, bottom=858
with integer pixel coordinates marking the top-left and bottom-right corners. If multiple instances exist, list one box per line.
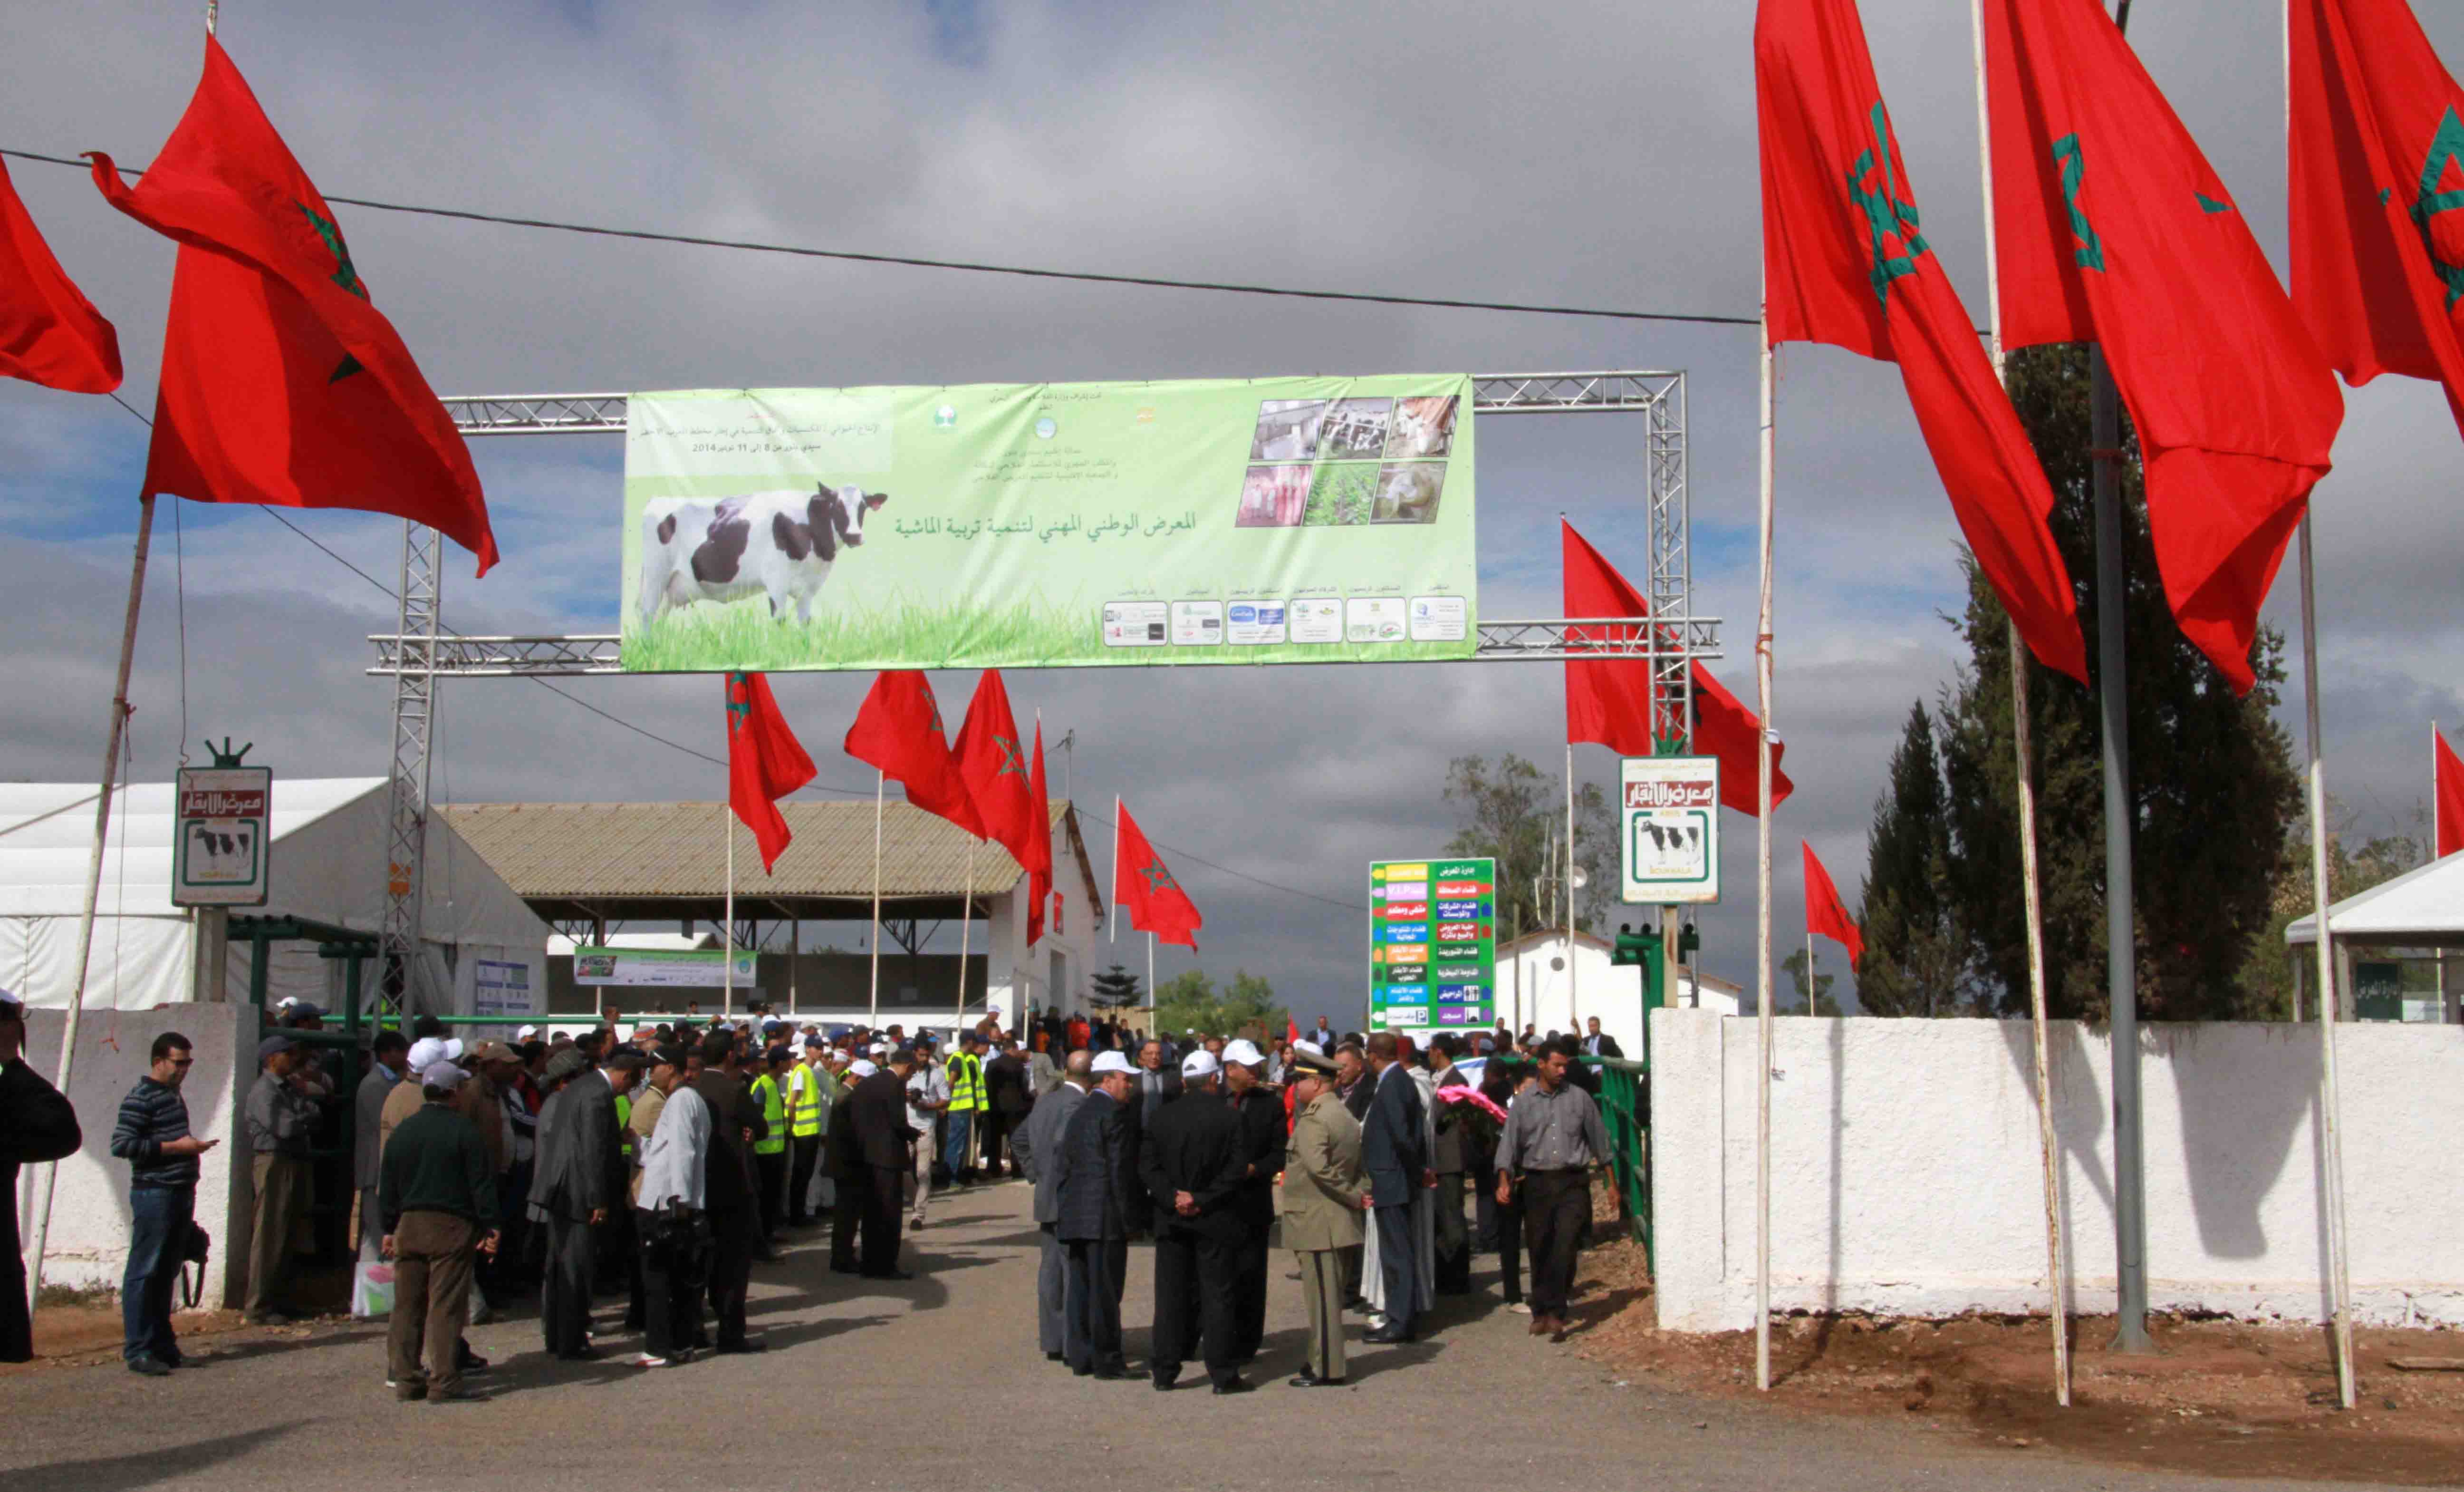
left=353, top=1030, right=410, bottom=1263
left=1013, top=1048, right=1090, bottom=1360
left=528, top=1048, right=639, bottom=1359
left=1359, top=1031, right=1428, bottom=1344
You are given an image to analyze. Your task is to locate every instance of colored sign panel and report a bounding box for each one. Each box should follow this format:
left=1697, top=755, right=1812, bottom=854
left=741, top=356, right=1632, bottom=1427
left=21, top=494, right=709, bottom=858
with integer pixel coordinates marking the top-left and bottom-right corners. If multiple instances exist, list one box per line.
left=571, top=946, right=759, bottom=988
left=172, top=766, right=271, bottom=908
left=1620, top=756, right=1721, bottom=905
left=620, top=375, right=1477, bottom=672
left=1368, top=857, right=1495, bottom=1029
left=473, top=959, right=537, bottom=1018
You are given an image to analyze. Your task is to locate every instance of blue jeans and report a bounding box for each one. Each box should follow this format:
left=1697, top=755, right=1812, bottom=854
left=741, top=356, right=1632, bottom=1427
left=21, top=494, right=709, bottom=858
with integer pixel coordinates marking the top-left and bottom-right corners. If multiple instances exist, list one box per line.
left=123, top=1185, right=194, bottom=1364
left=942, top=1111, right=974, bottom=1178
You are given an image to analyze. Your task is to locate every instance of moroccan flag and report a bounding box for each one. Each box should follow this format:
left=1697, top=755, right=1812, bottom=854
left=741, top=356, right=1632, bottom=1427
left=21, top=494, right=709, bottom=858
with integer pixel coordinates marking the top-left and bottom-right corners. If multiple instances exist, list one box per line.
left=953, top=670, right=1041, bottom=862
left=1802, top=841, right=1864, bottom=969
left=2437, top=727, right=2464, bottom=859
left=1562, top=519, right=1794, bottom=816
left=1114, top=798, right=1201, bottom=950
left=1025, top=718, right=1054, bottom=948
left=726, top=671, right=815, bottom=873
left=844, top=670, right=984, bottom=837
left=89, top=37, right=497, bottom=574
left=0, top=155, right=121, bottom=393
left=1757, top=0, right=2087, bottom=684
left=1983, top=0, right=2342, bottom=692
left=2290, top=0, right=2464, bottom=440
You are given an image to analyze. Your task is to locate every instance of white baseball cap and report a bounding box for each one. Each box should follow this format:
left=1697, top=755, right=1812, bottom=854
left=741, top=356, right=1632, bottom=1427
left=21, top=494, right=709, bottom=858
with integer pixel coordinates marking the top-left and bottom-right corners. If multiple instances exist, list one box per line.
left=1092, top=1051, right=1134, bottom=1075
left=849, top=1059, right=880, bottom=1078
left=421, top=1061, right=471, bottom=1090
left=515, top=1024, right=539, bottom=1041
left=1180, top=1050, right=1221, bottom=1079
left=406, top=1036, right=463, bottom=1071
left=1222, top=1039, right=1266, bottom=1067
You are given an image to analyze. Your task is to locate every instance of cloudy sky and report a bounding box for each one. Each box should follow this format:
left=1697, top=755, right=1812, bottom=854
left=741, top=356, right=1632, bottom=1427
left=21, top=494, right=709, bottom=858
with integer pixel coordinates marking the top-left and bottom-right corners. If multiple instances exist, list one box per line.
left=4, top=0, right=2457, bottom=1022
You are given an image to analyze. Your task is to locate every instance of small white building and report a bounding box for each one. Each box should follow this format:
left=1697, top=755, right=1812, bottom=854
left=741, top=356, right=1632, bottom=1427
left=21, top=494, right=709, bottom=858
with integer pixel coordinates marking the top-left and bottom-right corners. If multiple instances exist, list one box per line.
left=1494, top=928, right=1741, bottom=1056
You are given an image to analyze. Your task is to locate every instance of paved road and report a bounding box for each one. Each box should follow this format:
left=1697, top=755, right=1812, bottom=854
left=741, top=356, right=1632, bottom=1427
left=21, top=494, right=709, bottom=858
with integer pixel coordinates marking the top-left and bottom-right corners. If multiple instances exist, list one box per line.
left=0, top=1179, right=2396, bottom=1492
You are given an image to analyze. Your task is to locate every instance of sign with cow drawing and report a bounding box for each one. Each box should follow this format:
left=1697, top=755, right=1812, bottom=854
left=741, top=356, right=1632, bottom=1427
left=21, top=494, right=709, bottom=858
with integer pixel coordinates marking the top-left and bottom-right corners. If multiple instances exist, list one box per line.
left=173, top=765, right=271, bottom=907
left=619, top=375, right=1477, bottom=672
left=1620, top=756, right=1719, bottom=905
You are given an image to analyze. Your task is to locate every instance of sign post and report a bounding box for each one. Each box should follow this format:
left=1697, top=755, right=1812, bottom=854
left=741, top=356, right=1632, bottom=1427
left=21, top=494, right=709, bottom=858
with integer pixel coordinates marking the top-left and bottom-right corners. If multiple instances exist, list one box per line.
left=1367, top=857, right=1496, bottom=1032
left=1620, top=756, right=1720, bottom=906
left=173, top=763, right=272, bottom=1006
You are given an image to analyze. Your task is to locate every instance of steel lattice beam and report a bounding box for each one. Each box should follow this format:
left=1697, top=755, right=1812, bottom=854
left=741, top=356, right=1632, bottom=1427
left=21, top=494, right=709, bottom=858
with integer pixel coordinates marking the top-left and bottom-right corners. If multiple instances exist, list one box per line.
left=379, top=522, right=443, bottom=1020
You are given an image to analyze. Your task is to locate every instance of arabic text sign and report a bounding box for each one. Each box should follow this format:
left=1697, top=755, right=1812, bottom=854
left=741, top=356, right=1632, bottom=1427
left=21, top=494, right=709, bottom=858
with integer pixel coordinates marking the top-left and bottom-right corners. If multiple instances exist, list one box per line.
left=173, top=766, right=271, bottom=907
left=571, top=946, right=759, bottom=988
left=620, top=375, right=1476, bottom=672
left=1368, top=858, right=1496, bottom=1030
left=1621, top=756, right=1720, bottom=904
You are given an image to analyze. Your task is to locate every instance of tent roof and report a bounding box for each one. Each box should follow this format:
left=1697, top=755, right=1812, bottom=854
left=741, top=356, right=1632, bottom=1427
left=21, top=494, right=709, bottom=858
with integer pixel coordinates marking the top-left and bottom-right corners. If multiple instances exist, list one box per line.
left=0, top=778, right=385, bottom=919
left=2285, top=852, right=2464, bottom=945
left=440, top=798, right=1100, bottom=924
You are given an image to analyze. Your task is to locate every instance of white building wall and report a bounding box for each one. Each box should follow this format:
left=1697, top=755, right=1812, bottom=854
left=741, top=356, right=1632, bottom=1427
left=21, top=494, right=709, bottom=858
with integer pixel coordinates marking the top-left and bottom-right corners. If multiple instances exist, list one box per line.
left=1650, top=1010, right=2464, bottom=1331
left=17, top=1003, right=256, bottom=1309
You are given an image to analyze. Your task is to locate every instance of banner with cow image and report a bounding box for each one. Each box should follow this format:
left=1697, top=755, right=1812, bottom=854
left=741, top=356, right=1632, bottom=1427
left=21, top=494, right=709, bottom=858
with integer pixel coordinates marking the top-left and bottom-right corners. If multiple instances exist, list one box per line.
left=620, top=374, right=1477, bottom=672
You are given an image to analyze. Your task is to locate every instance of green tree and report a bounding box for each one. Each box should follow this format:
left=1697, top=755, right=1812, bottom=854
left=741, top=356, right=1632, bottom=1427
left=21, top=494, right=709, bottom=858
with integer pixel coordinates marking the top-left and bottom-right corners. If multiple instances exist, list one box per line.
left=1779, top=947, right=1843, bottom=1015
left=1444, top=753, right=1616, bottom=934
left=1088, top=963, right=1142, bottom=1009
left=2241, top=799, right=2430, bottom=1015
left=1152, top=968, right=1287, bottom=1039
left=1936, top=344, right=2303, bottom=1021
left=1857, top=702, right=1974, bottom=1016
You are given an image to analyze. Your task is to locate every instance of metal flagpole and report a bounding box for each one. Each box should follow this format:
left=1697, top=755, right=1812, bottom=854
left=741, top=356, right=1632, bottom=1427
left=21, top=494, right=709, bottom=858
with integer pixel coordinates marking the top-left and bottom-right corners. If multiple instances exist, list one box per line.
left=956, top=839, right=975, bottom=1025
left=1565, top=742, right=1578, bottom=1033
left=1147, top=931, right=1155, bottom=1015
left=1110, top=795, right=1122, bottom=944
left=1806, top=934, right=1814, bottom=1014
left=26, top=493, right=156, bottom=1327
left=1973, top=0, right=2070, bottom=1401
left=723, top=808, right=735, bottom=1017
left=868, top=770, right=884, bottom=1026
left=2297, top=517, right=2358, bottom=1409
left=1754, top=306, right=1778, bottom=1394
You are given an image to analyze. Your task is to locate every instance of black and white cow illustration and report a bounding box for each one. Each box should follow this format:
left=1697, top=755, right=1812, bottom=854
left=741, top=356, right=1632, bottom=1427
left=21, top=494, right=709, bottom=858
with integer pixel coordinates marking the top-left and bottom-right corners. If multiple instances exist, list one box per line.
left=635, top=481, right=888, bottom=627
left=186, top=823, right=255, bottom=874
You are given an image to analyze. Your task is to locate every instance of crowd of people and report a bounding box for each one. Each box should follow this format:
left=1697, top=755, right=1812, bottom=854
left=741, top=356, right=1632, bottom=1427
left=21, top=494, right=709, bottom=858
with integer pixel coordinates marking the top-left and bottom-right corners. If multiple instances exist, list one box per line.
left=0, top=984, right=1625, bottom=1400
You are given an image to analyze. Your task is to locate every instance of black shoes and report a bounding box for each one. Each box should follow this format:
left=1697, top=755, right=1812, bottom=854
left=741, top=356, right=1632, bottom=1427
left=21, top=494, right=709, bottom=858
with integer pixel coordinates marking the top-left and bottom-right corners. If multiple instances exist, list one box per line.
left=1287, top=1373, right=1347, bottom=1388
left=1152, top=1375, right=1178, bottom=1391
left=1211, top=1377, right=1253, bottom=1395
left=126, top=1355, right=172, bottom=1377
left=1362, top=1327, right=1415, bottom=1345
left=1090, top=1365, right=1127, bottom=1381
left=1045, top=1350, right=1065, bottom=1361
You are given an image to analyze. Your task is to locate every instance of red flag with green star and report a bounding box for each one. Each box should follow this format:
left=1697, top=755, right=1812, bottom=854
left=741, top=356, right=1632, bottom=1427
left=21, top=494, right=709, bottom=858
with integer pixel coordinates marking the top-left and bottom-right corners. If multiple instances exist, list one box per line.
left=844, top=670, right=985, bottom=838
left=726, top=671, right=815, bottom=873
left=1114, top=799, right=1200, bottom=950
left=1983, top=0, right=2342, bottom=692
left=88, top=36, right=497, bottom=574
left=953, top=670, right=1041, bottom=864
left=1757, top=0, right=2085, bottom=685
left=1026, top=717, right=1054, bottom=947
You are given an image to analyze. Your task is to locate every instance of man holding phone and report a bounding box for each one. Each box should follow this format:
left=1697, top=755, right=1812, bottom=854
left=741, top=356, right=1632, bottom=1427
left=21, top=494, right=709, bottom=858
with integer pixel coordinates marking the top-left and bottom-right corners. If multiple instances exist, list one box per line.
left=110, top=1032, right=218, bottom=1376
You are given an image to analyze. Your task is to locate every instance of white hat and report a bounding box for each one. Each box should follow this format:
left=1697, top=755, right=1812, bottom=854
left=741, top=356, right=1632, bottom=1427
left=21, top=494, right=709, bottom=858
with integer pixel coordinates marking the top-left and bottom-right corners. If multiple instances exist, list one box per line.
left=1222, top=1039, right=1265, bottom=1068
left=849, top=1059, right=880, bottom=1078
left=421, top=1061, right=471, bottom=1090
left=406, top=1036, right=451, bottom=1071
left=515, top=1024, right=539, bottom=1040
left=1092, top=1051, right=1134, bottom=1075
left=870, top=1041, right=890, bottom=1056
left=1291, top=1040, right=1327, bottom=1064
left=1180, top=1050, right=1220, bottom=1080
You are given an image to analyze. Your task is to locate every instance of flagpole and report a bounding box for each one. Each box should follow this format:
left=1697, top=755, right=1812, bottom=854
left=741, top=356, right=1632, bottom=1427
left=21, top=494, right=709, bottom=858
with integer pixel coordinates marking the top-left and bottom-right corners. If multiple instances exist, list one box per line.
left=1565, top=741, right=1578, bottom=1033
left=1110, top=795, right=1122, bottom=945
left=723, top=804, right=736, bottom=1018
left=1753, top=309, right=1777, bottom=1395
left=1146, top=931, right=1155, bottom=1017
left=868, top=769, right=884, bottom=1027
left=1975, top=0, right=2070, bottom=1403
left=956, top=838, right=975, bottom=1026
left=26, top=491, right=155, bottom=1329
left=1806, top=934, right=1814, bottom=1014
left=2297, top=517, right=2358, bottom=1409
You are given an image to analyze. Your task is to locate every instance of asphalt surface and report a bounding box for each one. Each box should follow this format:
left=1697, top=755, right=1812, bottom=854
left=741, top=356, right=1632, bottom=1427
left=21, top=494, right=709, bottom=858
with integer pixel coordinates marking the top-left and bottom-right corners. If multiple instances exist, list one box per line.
left=0, top=1176, right=2409, bottom=1492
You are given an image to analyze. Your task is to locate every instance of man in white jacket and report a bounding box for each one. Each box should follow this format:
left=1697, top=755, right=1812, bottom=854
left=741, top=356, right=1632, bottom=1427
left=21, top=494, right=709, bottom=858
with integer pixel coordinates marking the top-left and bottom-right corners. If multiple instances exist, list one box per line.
left=630, top=1046, right=709, bottom=1368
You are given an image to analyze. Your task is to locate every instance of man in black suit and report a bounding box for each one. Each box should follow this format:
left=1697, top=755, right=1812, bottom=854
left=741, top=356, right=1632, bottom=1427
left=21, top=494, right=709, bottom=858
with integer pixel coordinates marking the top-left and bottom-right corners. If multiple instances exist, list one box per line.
left=1581, top=1017, right=1625, bottom=1059
left=528, top=1047, right=635, bottom=1359
left=981, top=1038, right=1031, bottom=1179
left=1359, top=1031, right=1428, bottom=1344
left=0, top=990, right=81, bottom=1363
left=1220, top=1038, right=1284, bottom=1363
left=846, top=1050, right=921, bottom=1280
left=1053, top=1051, right=1138, bottom=1378
left=1139, top=1051, right=1251, bottom=1394
left=689, top=1032, right=767, bottom=1353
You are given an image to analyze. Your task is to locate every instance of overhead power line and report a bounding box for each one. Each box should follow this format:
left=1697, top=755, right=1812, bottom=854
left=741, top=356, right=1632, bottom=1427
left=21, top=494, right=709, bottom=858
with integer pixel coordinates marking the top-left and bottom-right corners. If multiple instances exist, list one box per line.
left=6, top=146, right=1758, bottom=329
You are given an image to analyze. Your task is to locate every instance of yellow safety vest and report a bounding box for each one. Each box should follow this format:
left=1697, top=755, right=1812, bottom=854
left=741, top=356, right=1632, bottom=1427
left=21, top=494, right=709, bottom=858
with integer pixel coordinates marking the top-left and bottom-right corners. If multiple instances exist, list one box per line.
left=615, top=1092, right=634, bottom=1159
left=789, top=1065, right=824, bottom=1138
left=751, top=1073, right=787, bottom=1155
left=945, top=1052, right=984, bottom=1114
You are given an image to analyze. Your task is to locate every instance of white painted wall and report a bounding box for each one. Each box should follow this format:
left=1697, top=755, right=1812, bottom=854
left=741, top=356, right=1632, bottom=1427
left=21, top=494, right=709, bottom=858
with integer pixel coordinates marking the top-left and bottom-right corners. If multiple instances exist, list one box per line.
left=1650, top=1010, right=2464, bottom=1331
left=17, top=1003, right=255, bottom=1309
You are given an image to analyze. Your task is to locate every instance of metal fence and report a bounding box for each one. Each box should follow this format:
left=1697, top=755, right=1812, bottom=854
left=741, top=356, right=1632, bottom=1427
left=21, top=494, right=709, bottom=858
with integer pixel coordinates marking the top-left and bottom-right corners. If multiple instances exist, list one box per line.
left=1580, top=1054, right=1651, bottom=1269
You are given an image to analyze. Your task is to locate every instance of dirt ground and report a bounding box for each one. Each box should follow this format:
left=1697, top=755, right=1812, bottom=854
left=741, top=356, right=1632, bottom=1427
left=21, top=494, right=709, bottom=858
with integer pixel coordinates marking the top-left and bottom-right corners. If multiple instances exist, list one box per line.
left=1567, top=1209, right=2464, bottom=1487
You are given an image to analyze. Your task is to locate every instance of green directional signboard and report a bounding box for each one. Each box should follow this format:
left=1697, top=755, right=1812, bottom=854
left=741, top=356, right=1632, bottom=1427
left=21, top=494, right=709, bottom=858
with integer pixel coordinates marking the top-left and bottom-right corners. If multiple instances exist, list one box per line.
left=1368, top=857, right=1496, bottom=1031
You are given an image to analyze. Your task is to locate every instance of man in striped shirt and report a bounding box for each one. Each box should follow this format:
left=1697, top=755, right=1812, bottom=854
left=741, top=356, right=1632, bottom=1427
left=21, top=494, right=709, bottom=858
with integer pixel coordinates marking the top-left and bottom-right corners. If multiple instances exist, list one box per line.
left=110, top=1032, right=218, bottom=1375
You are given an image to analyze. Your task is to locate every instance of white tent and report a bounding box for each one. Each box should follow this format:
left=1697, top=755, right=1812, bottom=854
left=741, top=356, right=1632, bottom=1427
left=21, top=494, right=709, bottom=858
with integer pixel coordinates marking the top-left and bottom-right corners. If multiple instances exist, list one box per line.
left=0, top=777, right=550, bottom=1016
left=2284, top=853, right=2464, bottom=1023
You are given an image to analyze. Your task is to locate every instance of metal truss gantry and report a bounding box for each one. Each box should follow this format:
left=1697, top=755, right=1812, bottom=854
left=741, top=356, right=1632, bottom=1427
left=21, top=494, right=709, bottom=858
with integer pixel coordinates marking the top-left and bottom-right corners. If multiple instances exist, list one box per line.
left=376, top=374, right=1709, bottom=977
